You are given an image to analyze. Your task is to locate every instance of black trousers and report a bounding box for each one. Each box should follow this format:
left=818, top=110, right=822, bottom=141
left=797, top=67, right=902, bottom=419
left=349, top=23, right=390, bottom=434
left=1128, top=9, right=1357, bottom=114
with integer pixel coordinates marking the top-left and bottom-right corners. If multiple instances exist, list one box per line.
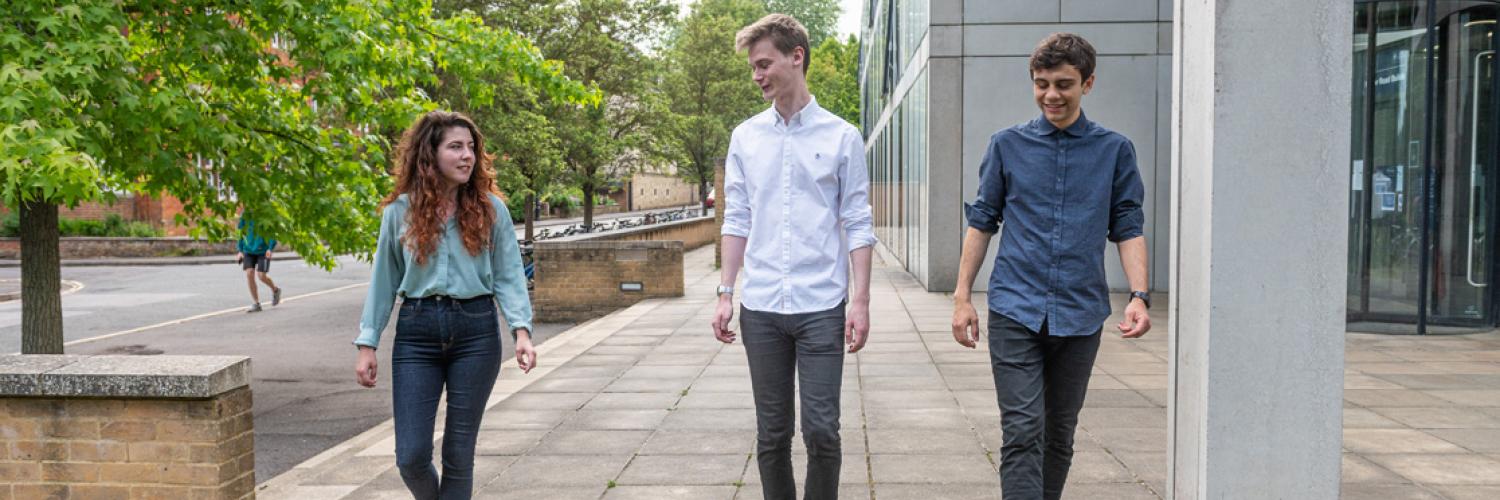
left=740, top=303, right=847, bottom=500
left=988, top=311, right=1102, bottom=500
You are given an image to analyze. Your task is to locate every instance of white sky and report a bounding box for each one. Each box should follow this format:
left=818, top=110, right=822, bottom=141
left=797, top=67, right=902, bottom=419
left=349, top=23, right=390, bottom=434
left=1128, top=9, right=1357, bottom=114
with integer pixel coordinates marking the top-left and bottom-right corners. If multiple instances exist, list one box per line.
left=672, top=0, right=865, bottom=38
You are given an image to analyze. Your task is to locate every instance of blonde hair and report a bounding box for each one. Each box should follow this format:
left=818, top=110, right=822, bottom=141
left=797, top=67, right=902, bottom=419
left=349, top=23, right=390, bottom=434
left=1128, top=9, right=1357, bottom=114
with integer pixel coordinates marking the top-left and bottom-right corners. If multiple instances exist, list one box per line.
left=735, top=14, right=811, bottom=74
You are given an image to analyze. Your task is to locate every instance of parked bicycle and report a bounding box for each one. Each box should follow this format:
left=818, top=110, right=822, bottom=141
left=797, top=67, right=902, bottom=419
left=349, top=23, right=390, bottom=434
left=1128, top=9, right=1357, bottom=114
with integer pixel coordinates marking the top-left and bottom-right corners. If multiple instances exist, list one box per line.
left=519, top=239, right=535, bottom=291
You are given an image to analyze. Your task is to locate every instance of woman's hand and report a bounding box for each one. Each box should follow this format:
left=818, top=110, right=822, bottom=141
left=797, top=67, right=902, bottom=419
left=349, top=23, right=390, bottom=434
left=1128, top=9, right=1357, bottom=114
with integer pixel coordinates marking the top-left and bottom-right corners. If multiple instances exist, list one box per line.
left=515, top=329, right=537, bottom=373
left=355, top=346, right=378, bottom=387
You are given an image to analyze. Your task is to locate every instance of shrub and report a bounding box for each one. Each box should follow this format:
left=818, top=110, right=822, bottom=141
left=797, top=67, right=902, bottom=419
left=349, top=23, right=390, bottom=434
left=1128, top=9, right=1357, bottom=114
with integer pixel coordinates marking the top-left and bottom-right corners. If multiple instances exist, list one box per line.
left=0, top=212, right=163, bottom=237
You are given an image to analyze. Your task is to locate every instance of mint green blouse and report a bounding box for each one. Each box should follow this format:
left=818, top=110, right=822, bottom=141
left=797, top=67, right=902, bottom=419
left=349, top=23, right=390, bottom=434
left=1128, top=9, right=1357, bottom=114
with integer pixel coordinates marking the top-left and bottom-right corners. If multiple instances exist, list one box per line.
left=355, top=194, right=533, bottom=348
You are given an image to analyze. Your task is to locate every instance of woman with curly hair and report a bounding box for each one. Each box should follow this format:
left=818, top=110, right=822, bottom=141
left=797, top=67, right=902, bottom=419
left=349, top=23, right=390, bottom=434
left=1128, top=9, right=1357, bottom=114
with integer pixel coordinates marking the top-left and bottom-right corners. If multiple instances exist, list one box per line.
left=353, top=110, right=536, bottom=499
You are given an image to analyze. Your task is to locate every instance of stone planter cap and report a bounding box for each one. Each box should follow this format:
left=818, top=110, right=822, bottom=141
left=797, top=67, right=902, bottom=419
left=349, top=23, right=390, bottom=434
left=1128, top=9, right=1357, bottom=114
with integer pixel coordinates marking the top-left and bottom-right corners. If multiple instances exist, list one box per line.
left=0, top=355, right=250, bottom=399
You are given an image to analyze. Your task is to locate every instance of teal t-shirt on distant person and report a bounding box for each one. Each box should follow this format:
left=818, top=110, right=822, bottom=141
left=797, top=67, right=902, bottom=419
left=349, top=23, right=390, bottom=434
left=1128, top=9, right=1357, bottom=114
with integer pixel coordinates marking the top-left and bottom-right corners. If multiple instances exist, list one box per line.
left=354, top=193, right=534, bottom=349
left=237, top=217, right=276, bottom=255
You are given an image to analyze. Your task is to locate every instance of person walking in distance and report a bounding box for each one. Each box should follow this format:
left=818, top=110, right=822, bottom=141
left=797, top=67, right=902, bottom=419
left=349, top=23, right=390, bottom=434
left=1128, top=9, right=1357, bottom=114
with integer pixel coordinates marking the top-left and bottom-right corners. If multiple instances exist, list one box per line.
left=237, top=214, right=281, bottom=313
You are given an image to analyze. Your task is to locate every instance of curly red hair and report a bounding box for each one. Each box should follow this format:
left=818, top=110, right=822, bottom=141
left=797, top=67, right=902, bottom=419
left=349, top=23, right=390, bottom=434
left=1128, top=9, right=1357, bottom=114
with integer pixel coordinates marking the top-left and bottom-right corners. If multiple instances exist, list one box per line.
left=382, top=111, right=498, bottom=265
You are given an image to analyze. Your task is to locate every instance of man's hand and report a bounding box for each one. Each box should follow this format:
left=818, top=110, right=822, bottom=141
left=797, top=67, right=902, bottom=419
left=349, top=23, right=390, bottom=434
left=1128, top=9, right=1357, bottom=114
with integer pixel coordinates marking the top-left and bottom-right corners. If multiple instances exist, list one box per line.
left=1117, top=299, right=1151, bottom=338
left=845, top=301, right=869, bottom=353
left=711, top=295, right=736, bottom=343
left=952, top=298, right=980, bottom=348
left=354, top=346, right=378, bottom=387
left=515, top=329, right=538, bottom=373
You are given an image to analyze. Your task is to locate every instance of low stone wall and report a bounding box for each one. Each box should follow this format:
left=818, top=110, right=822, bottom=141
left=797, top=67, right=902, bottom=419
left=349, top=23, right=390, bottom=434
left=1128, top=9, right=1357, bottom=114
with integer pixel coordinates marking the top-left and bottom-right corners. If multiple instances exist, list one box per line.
left=533, top=241, right=684, bottom=323
left=0, top=355, right=254, bottom=499
left=0, top=238, right=237, bottom=260
left=559, top=216, right=716, bottom=251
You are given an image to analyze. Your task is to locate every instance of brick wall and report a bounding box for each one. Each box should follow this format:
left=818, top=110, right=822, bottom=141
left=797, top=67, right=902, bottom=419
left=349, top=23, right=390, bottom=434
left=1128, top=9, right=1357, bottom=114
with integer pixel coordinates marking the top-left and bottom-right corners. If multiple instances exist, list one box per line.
left=533, top=241, right=684, bottom=322
left=627, top=173, right=701, bottom=211
left=0, top=238, right=237, bottom=260
left=1, top=194, right=193, bottom=237
left=0, top=386, right=255, bottom=499
left=715, top=159, right=725, bottom=268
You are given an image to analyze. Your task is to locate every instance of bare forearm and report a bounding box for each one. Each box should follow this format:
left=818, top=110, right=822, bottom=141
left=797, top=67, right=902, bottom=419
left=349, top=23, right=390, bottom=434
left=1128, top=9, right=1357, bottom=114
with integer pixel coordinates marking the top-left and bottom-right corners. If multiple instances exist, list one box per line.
left=849, top=246, right=872, bottom=304
left=720, top=235, right=747, bottom=287
left=1117, top=236, right=1149, bottom=291
left=954, top=227, right=994, bottom=304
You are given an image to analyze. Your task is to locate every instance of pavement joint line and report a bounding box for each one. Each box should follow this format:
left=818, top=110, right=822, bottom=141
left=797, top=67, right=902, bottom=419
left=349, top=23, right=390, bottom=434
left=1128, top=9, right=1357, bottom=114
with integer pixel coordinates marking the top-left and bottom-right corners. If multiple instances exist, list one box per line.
left=256, top=295, right=672, bottom=497
left=32, top=282, right=371, bottom=352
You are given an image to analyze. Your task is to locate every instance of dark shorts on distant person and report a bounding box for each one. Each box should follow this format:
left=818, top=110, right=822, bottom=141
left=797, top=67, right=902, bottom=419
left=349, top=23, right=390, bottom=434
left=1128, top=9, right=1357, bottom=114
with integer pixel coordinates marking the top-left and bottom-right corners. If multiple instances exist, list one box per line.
left=242, top=253, right=271, bottom=273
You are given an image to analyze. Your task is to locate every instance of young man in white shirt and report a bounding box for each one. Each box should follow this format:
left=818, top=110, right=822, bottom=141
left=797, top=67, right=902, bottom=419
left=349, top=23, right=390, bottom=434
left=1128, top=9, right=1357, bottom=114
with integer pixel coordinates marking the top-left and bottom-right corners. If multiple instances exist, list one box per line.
left=710, top=14, right=876, bottom=500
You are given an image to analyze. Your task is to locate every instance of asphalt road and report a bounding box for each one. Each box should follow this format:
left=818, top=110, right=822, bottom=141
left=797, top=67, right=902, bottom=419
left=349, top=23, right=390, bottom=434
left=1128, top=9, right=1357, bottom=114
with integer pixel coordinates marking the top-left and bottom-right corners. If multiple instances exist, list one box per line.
left=0, top=257, right=572, bottom=484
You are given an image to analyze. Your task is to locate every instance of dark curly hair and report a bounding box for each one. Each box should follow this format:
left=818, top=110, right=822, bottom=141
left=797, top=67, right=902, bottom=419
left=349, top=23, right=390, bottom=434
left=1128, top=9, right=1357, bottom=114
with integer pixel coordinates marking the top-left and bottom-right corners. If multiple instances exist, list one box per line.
left=1029, top=33, right=1096, bottom=81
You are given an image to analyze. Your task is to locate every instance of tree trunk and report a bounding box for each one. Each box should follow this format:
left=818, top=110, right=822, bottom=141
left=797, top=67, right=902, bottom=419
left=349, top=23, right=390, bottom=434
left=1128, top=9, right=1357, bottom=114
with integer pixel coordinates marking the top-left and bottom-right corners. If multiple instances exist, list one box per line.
left=524, top=193, right=535, bottom=241
left=582, top=181, right=594, bottom=231
left=700, top=179, right=709, bottom=217
left=20, top=200, right=64, bottom=354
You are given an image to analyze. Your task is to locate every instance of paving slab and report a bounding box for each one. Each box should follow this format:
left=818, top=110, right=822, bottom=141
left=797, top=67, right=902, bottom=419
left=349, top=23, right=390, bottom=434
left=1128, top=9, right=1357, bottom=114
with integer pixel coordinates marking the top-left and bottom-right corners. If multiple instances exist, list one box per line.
left=616, top=454, right=748, bottom=485
left=259, top=246, right=1500, bottom=499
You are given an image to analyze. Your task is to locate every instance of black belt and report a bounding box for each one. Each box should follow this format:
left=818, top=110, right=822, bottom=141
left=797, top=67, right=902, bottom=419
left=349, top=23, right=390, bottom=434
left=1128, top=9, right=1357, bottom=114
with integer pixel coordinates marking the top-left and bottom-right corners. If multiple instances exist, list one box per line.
left=403, top=294, right=492, bottom=305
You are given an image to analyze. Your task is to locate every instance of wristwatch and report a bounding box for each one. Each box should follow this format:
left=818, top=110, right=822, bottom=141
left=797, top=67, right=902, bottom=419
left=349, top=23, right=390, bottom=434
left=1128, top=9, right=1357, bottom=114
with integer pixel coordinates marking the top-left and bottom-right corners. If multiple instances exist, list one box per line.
left=715, top=284, right=734, bottom=297
left=1129, top=290, right=1151, bottom=309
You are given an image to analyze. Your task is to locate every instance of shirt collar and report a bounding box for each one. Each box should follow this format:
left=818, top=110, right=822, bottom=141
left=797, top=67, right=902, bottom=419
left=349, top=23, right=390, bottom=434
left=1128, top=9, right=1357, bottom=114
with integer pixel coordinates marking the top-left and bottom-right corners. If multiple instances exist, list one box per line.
left=771, top=95, right=820, bottom=129
left=1032, top=111, right=1091, bottom=137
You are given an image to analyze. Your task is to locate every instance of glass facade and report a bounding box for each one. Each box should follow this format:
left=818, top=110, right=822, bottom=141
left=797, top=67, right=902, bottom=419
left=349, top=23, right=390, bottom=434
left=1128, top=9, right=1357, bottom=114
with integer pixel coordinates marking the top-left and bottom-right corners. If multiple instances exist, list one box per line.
left=861, top=0, right=931, bottom=283
left=853, top=1, right=1500, bottom=333
left=1349, top=0, right=1500, bottom=333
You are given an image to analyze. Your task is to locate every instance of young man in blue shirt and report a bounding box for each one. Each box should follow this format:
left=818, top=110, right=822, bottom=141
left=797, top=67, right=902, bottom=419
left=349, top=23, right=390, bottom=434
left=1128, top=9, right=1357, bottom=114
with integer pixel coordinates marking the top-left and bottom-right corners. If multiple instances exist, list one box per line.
left=951, top=33, right=1152, bottom=500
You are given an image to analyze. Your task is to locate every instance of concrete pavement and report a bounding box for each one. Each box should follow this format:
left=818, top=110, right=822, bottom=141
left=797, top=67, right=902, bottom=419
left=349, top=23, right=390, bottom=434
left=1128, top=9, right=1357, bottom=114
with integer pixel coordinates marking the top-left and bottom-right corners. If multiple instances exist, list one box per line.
left=257, top=245, right=1500, bottom=499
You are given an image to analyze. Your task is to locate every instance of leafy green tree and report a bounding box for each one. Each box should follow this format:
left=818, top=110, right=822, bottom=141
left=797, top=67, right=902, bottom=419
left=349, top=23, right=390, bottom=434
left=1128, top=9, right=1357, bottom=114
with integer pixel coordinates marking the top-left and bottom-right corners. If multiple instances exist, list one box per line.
left=663, top=0, right=767, bottom=216
left=491, top=99, right=563, bottom=240
left=431, top=0, right=567, bottom=241
left=0, top=0, right=595, bottom=353
left=539, top=0, right=679, bottom=230
left=807, top=34, right=860, bottom=127
left=765, top=0, right=840, bottom=46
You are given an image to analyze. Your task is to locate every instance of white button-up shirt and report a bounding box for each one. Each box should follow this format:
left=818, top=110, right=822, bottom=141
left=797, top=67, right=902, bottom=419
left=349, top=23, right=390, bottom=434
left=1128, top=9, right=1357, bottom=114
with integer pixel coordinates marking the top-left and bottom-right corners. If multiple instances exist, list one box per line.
left=722, top=97, right=877, bottom=314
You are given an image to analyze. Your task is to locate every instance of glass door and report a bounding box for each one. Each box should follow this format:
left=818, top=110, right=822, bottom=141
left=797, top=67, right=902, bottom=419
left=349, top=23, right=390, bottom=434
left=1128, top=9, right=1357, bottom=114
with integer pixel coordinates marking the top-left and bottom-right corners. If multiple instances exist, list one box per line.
left=1349, top=0, right=1500, bottom=333
left=1430, top=7, right=1496, bottom=325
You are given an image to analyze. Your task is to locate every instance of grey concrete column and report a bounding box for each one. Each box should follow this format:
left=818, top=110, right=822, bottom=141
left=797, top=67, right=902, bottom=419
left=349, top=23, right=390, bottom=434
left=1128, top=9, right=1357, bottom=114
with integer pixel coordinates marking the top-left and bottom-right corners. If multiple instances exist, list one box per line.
left=1168, top=1, right=1349, bottom=498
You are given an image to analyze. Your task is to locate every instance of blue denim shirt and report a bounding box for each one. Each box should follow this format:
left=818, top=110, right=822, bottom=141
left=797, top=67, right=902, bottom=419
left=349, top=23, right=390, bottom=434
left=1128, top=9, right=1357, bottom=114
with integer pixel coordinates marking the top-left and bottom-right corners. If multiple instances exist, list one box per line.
left=965, top=112, right=1145, bottom=337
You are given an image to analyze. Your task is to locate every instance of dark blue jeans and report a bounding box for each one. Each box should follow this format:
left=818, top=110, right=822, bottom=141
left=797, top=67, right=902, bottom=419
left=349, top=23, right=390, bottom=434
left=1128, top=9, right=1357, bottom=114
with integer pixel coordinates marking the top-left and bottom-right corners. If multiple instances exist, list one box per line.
left=392, top=295, right=502, bottom=500
left=988, top=311, right=1101, bottom=500
left=740, top=302, right=846, bottom=500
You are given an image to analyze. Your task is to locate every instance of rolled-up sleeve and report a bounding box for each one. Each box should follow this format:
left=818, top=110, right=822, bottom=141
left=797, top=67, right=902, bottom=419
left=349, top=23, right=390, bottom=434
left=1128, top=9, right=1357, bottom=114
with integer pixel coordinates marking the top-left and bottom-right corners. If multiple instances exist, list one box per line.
left=355, top=206, right=405, bottom=349
left=490, top=205, right=534, bottom=335
left=965, top=134, right=1006, bottom=233
left=721, top=131, right=752, bottom=238
left=1107, top=140, right=1146, bottom=242
left=838, top=129, right=877, bottom=250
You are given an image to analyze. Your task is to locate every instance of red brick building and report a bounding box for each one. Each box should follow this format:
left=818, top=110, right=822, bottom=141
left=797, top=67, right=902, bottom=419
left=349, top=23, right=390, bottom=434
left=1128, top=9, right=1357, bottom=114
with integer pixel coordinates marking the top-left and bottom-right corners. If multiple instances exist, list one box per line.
left=1, top=194, right=192, bottom=236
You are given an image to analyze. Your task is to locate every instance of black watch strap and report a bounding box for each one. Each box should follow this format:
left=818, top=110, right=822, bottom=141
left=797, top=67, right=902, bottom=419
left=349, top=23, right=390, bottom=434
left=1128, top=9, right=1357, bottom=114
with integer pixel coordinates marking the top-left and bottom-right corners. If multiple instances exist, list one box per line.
left=1130, top=291, right=1151, bottom=309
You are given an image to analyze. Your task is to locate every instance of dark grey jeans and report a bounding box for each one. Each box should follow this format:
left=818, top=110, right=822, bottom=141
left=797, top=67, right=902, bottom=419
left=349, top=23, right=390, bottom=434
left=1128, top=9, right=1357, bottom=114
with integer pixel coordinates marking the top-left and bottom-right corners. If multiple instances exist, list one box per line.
left=740, top=303, right=846, bottom=500
left=988, top=311, right=1102, bottom=500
